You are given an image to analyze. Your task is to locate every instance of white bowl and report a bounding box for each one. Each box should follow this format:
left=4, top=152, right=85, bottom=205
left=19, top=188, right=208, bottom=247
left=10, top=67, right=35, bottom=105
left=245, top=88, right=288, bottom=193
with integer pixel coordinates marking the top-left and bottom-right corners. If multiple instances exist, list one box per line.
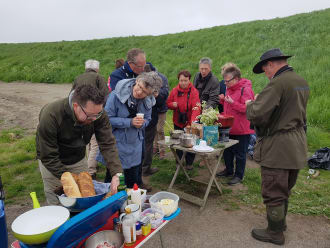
left=149, top=191, right=179, bottom=217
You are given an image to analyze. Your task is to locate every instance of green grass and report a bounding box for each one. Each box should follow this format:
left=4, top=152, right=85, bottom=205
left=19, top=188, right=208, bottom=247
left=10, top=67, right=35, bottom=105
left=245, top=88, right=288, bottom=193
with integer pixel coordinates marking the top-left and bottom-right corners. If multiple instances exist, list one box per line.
left=0, top=129, right=45, bottom=204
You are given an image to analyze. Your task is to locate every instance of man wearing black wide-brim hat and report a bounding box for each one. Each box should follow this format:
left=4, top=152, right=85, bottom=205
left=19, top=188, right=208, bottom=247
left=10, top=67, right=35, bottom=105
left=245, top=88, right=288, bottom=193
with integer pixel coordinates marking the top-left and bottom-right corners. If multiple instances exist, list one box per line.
left=246, top=48, right=310, bottom=245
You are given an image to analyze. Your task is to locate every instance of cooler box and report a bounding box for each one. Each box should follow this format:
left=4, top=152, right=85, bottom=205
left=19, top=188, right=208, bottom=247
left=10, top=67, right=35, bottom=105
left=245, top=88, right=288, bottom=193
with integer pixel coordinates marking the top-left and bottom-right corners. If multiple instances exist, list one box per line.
left=0, top=200, right=8, bottom=248
left=0, top=175, right=8, bottom=248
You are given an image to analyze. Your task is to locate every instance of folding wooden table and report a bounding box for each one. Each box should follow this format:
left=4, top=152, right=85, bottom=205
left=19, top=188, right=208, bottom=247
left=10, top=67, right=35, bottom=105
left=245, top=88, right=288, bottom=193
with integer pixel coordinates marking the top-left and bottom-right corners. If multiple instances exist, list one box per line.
left=159, top=139, right=238, bottom=210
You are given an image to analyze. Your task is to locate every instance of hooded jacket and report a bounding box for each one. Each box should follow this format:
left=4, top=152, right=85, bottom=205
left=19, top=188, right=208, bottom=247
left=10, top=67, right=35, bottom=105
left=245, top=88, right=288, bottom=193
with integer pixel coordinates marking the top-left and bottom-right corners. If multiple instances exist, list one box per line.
left=167, top=83, right=201, bottom=128
left=96, top=79, right=154, bottom=169
left=220, top=78, right=255, bottom=135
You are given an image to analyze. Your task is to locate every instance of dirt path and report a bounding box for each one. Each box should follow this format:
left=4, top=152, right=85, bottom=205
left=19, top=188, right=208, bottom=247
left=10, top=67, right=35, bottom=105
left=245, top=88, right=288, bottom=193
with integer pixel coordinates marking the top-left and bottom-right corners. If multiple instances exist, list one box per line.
left=1, top=81, right=330, bottom=248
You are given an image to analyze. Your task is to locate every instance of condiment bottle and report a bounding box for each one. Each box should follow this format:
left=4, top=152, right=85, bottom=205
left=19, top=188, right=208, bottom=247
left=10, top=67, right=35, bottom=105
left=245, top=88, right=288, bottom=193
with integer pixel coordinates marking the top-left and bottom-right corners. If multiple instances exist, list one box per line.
left=117, top=174, right=127, bottom=192
left=121, top=208, right=136, bottom=246
left=131, top=183, right=142, bottom=213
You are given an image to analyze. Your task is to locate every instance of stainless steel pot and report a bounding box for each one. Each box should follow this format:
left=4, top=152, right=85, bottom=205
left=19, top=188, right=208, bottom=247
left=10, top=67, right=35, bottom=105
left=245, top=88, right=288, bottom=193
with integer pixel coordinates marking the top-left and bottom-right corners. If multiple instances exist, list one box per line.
left=180, top=133, right=196, bottom=148
left=85, top=230, right=124, bottom=248
left=170, top=130, right=184, bottom=139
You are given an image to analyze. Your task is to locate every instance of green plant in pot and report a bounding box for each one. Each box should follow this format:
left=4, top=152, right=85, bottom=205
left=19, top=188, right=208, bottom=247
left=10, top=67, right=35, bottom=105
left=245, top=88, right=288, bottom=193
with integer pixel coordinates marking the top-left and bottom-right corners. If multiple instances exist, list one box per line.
left=197, top=101, right=221, bottom=146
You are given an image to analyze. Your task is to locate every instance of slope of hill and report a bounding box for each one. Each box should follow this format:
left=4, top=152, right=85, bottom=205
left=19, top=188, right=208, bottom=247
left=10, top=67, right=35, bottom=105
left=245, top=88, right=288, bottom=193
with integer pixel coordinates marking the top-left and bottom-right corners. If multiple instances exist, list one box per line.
left=0, top=9, right=329, bottom=132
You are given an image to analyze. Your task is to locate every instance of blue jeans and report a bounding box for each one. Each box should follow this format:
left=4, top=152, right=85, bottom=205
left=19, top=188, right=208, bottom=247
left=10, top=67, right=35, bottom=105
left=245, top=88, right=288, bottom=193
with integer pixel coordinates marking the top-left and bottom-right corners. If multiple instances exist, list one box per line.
left=223, top=134, right=250, bottom=179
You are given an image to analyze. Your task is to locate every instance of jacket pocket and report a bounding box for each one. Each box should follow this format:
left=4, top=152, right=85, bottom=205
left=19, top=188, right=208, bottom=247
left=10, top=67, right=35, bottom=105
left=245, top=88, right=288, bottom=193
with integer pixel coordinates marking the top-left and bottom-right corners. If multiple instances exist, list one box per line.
left=125, top=128, right=139, bottom=144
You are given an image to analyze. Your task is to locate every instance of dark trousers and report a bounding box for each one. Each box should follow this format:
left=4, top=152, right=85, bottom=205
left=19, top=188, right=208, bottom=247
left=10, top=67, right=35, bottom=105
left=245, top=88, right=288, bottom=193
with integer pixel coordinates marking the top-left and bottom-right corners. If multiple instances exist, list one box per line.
left=223, top=134, right=250, bottom=179
left=124, top=164, right=142, bottom=188
left=143, top=124, right=157, bottom=170
left=261, top=166, right=299, bottom=207
left=174, top=124, right=195, bottom=165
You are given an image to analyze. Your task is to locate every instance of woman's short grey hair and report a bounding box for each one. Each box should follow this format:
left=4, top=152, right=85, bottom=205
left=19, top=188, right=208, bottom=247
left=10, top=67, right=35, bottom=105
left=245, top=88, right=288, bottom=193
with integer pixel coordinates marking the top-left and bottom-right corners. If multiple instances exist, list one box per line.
left=85, top=59, right=100, bottom=70
left=222, top=63, right=241, bottom=79
left=137, top=71, right=162, bottom=93
left=199, top=57, right=212, bottom=68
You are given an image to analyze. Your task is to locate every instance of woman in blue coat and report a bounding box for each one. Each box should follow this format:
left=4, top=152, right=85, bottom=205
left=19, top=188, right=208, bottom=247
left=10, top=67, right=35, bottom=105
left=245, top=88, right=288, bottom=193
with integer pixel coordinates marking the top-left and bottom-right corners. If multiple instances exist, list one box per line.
left=97, top=72, right=162, bottom=189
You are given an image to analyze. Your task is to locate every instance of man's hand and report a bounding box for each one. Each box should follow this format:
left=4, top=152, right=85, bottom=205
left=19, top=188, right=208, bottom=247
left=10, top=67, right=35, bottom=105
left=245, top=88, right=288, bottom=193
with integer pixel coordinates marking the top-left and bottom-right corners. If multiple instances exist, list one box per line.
left=131, top=117, right=145, bottom=128
left=224, top=95, right=234, bottom=104
left=245, top=100, right=252, bottom=106
left=110, top=174, right=120, bottom=195
left=172, top=102, right=178, bottom=108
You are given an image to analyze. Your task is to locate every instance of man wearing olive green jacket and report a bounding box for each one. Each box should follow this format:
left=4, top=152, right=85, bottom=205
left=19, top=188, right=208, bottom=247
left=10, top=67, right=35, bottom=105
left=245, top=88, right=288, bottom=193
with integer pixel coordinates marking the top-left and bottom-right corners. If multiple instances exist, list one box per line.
left=36, top=84, right=122, bottom=205
left=246, top=49, right=309, bottom=246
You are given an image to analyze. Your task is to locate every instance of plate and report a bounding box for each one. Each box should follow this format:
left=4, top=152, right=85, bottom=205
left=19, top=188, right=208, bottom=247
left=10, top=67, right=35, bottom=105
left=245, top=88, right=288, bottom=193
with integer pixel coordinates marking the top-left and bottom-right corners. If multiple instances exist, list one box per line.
left=192, top=145, right=214, bottom=152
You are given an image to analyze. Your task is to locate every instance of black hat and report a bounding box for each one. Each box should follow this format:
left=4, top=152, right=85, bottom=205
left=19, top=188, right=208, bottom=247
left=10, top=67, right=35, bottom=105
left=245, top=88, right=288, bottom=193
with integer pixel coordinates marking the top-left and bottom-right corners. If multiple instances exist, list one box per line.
left=253, top=48, right=292, bottom=74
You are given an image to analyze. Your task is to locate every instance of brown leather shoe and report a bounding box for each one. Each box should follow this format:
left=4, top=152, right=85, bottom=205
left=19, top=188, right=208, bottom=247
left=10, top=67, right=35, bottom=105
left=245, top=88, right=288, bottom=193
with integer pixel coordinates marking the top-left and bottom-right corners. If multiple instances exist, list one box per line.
left=251, top=228, right=285, bottom=245
left=143, top=167, right=159, bottom=176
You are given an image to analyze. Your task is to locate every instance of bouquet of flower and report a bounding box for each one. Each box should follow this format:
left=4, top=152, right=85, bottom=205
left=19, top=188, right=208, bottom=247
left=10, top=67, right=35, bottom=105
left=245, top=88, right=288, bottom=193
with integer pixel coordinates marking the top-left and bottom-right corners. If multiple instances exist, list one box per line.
left=197, top=101, right=221, bottom=127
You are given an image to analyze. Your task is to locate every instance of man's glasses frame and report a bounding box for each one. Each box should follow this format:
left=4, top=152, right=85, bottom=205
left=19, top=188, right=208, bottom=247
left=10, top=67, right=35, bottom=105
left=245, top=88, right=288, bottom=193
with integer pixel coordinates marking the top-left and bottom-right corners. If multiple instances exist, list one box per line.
left=78, top=103, right=103, bottom=120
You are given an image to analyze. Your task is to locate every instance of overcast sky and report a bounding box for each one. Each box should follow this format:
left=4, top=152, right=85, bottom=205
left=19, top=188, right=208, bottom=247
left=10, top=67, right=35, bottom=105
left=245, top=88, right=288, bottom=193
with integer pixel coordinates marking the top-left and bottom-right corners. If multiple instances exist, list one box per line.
left=0, top=0, right=329, bottom=43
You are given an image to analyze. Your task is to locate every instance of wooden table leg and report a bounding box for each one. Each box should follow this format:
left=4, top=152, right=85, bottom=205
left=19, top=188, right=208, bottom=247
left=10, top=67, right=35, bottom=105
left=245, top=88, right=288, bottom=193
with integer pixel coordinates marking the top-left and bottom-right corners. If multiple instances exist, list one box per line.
left=168, top=147, right=190, bottom=190
left=200, top=150, right=224, bottom=210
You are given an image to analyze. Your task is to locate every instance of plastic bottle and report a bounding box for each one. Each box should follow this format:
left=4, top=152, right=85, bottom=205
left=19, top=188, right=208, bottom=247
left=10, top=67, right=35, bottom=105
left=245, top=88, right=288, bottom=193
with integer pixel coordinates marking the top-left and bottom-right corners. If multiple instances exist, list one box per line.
left=117, top=174, right=127, bottom=192
left=131, top=183, right=142, bottom=213
left=121, top=208, right=136, bottom=246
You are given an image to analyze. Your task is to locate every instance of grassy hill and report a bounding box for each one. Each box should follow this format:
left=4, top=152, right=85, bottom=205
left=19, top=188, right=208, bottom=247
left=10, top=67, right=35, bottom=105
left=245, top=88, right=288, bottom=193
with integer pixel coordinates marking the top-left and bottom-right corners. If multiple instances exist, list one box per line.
left=0, top=9, right=329, bottom=139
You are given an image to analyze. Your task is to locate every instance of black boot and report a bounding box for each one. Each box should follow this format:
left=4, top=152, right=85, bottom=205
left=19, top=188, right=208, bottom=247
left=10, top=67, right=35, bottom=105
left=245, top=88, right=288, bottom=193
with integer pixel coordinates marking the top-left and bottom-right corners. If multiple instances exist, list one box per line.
left=251, top=205, right=285, bottom=245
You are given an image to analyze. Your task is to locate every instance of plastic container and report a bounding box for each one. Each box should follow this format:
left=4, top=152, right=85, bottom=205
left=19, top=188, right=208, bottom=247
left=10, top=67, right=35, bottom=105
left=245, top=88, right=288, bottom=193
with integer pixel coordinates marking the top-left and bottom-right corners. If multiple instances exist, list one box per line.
left=149, top=191, right=179, bottom=217
left=141, top=208, right=164, bottom=229
left=217, top=114, right=234, bottom=128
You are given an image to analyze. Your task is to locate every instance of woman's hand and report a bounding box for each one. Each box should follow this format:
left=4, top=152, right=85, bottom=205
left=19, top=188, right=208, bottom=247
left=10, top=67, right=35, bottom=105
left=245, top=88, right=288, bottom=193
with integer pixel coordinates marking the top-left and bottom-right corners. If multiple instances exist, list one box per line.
left=131, top=116, right=145, bottom=128
left=110, top=174, right=119, bottom=195
left=219, top=94, right=225, bottom=101
left=172, top=102, right=178, bottom=108
left=224, top=95, right=234, bottom=104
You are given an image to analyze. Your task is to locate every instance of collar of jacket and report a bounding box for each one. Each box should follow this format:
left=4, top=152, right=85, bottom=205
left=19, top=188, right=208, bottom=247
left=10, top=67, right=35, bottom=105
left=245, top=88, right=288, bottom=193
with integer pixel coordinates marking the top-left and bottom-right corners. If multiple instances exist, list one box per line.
left=273, top=65, right=293, bottom=79
left=85, top=68, right=97, bottom=73
left=67, top=90, right=82, bottom=127
left=177, top=82, right=193, bottom=93
left=197, top=72, right=212, bottom=87
left=123, top=61, right=138, bottom=78
left=114, top=78, right=155, bottom=109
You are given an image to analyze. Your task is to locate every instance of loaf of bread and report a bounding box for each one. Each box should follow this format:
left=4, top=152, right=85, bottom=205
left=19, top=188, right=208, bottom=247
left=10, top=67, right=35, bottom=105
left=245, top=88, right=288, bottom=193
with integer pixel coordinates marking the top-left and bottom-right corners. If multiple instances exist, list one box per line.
left=61, top=172, right=82, bottom=198
left=77, top=172, right=96, bottom=197
left=71, top=173, right=79, bottom=183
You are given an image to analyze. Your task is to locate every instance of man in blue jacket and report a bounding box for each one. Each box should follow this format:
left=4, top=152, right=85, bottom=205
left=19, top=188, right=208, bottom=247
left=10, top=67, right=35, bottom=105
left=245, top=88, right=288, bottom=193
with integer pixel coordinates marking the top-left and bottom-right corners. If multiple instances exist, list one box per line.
left=109, top=48, right=146, bottom=91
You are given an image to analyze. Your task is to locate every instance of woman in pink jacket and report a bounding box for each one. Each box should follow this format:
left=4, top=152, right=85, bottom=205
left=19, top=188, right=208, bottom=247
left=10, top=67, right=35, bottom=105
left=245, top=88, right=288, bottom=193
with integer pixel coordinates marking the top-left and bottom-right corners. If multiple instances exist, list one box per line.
left=217, top=63, right=255, bottom=185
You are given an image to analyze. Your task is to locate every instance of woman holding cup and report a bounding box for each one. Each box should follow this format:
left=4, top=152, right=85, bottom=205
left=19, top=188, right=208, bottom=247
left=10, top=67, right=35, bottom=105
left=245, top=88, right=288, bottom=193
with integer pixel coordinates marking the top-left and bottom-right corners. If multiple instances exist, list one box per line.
left=96, top=72, right=163, bottom=189
left=167, top=70, right=201, bottom=170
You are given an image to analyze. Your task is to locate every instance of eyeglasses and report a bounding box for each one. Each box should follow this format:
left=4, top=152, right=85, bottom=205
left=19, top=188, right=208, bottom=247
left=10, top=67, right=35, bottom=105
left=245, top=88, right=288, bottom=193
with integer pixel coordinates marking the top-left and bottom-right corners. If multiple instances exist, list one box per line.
left=132, top=62, right=145, bottom=69
left=78, top=103, right=103, bottom=121
left=224, top=77, right=235, bottom=83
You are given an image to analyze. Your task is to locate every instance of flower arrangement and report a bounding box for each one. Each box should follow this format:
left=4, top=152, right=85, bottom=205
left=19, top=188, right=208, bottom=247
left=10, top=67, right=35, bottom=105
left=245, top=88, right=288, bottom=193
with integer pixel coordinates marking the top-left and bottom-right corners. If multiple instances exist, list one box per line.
left=197, top=101, right=221, bottom=127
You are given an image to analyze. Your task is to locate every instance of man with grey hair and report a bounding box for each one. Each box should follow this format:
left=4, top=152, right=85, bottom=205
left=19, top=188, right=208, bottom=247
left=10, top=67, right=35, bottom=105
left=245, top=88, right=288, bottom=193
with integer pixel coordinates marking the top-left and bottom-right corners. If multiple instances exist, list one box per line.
left=109, top=48, right=146, bottom=91
left=193, top=57, right=220, bottom=109
left=72, top=59, right=109, bottom=179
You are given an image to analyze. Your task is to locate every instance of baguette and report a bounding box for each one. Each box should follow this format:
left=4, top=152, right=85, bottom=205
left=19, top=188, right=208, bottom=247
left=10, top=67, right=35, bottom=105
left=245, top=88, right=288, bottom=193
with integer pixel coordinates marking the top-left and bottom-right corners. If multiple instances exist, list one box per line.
left=71, top=173, right=79, bottom=183
left=61, top=172, right=82, bottom=198
left=77, top=172, right=96, bottom=197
